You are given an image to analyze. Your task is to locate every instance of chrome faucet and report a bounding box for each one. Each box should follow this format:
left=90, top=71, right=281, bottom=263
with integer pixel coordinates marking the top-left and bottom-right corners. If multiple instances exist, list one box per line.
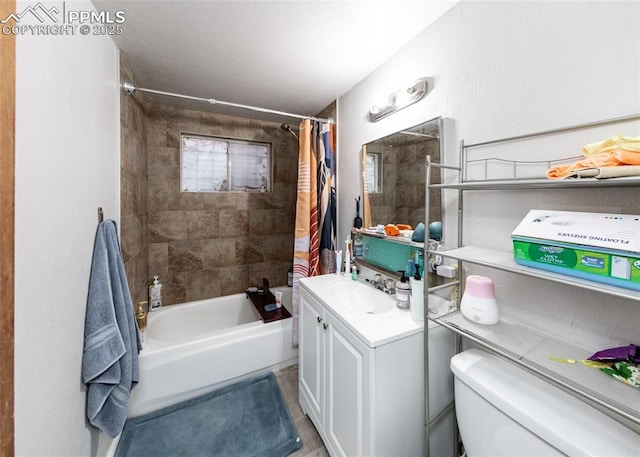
left=366, top=275, right=396, bottom=295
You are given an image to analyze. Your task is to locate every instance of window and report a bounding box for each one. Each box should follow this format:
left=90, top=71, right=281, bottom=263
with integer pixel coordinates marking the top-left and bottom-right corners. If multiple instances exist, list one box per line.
left=181, top=134, right=271, bottom=192
left=366, top=151, right=382, bottom=193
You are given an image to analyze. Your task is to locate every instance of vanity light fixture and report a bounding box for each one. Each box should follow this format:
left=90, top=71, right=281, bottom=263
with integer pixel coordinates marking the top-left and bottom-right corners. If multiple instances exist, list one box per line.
left=368, top=78, right=429, bottom=122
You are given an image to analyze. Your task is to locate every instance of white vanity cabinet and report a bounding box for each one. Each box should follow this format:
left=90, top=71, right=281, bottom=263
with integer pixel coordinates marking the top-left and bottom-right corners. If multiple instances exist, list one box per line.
left=298, top=277, right=424, bottom=457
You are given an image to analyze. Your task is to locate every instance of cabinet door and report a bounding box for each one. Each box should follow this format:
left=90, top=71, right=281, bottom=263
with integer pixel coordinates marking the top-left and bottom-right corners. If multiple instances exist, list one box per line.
left=325, top=314, right=372, bottom=457
left=298, top=291, right=325, bottom=426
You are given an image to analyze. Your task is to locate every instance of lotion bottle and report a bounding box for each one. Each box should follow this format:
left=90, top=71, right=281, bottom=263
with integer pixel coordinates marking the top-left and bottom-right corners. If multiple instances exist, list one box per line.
left=149, top=275, right=163, bottom=311
left=395, top=271, right=411, bottom=310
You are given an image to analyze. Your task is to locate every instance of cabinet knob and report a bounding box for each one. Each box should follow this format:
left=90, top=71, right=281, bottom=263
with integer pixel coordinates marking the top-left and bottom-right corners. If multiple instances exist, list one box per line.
left=323, top=323, right=328, bottom=330
left=317, top=316, right=323, bottom=323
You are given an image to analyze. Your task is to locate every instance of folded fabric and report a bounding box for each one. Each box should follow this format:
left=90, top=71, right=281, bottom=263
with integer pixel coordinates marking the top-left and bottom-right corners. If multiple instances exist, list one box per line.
left=582, top=134, right=640, bottom=157
left=567, top=165, right=640, bottom=179
left=82, top=220, right=140, bottom=438
left=546, top=149, right=640, bottom=179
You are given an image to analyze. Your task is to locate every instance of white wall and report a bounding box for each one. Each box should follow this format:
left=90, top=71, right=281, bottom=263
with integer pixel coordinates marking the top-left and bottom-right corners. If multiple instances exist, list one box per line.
left=338, top=1, right=639, bottom=348
left=14, top=0, right=120, bottom=455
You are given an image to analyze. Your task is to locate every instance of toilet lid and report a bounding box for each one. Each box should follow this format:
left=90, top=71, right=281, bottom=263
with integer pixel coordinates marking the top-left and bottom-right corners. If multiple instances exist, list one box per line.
left=451, top=349, right=640, bottom=455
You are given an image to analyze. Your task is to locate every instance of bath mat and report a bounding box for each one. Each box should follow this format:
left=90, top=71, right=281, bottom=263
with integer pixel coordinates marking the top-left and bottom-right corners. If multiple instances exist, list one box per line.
left=114, top=372, right=302, bottom=457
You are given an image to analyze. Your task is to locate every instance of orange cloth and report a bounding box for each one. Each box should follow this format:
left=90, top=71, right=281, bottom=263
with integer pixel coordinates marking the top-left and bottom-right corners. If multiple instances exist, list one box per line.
left=546, top=149, right=640, bottom=179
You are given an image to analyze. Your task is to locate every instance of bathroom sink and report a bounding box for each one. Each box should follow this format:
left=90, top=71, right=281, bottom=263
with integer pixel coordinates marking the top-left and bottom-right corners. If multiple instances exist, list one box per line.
left=330, top=280, right=395, bottom=314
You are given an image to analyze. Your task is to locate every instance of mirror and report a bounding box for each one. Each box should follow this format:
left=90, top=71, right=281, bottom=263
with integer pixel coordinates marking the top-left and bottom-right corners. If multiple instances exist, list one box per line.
left=361, top=117, right=442, bottom=232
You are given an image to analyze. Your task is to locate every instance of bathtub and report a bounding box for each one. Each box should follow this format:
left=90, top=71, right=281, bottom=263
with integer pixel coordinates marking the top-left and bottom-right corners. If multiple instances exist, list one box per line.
left=126, top=286, right=298, bottom=418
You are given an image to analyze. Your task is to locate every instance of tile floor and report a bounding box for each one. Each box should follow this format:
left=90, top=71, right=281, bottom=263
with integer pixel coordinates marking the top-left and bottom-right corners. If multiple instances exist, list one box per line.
left=275, top=364, right=329, bottom=457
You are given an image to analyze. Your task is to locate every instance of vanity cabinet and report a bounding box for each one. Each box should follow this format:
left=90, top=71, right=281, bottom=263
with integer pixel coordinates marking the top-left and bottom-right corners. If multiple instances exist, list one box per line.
left=298, top=281, right=424, bottom=457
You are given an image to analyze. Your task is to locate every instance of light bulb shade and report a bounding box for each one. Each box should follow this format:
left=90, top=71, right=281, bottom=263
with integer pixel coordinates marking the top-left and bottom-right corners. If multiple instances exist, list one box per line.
left=368, top=78, right=428, bottom=122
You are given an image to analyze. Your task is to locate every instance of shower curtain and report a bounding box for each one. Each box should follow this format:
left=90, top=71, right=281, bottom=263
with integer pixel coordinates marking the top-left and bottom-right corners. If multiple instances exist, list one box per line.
left=291, top=119, right=336, bottom=345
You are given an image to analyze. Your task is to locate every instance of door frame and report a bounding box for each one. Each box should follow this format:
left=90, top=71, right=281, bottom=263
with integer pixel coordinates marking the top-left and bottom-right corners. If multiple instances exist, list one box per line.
left=0, top=0, right=16, bottom=454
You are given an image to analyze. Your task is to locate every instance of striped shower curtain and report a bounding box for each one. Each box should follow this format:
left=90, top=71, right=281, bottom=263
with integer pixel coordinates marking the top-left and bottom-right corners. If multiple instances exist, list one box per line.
left=291, top=119, right=336, bottom=345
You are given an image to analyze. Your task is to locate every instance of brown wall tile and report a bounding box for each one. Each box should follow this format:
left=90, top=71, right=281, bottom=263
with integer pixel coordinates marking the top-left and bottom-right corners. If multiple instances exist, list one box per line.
left=148, top=242, right=168, bottom=276
left=219, top=210, right=249, bottom=238
left=120, top=52, right=149, bottom=304
left=124, top=94, right=312, bottom=306
left=185, top=270, right=220, bottom=302
left=186, top=210, right=219, bottom=240
left=168, top=240, right=204, bottom=273
left=149, top=210, right=187, bottom=242
left=203, top=239, right=236, bottom=269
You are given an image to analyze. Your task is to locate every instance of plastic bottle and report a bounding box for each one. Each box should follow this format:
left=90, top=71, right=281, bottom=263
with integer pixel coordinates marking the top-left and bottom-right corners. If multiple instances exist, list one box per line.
left=395, top=271, right=411, bottom=310
left=344, top=239, right=352, bottom=275
left=410, top=265, right=424, bottom=322
left=287, top=267, right=293, bottom=287
left=407, top=258, right=415, bottom=277
left=149, top=276, right=163, bottom=311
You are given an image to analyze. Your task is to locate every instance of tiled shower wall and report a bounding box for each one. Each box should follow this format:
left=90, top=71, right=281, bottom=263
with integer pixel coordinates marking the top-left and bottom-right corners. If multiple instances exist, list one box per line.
left=120, top=53, right=149, bottom=304
left=369, top=138, right=441, bottom=227
left=120, top=53, right=336, bottom=306
left=396, top=139, right=441, bottom=225
left=146, top=104, right=299, bottom=305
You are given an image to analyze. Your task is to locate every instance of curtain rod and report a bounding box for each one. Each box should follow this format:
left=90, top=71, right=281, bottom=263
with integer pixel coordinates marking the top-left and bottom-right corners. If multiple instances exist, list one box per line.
left=122, top=82, right=334, bottom=124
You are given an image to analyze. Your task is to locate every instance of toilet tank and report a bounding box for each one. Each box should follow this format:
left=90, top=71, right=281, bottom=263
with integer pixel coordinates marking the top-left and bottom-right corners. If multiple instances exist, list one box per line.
left=451, top=349, right=640, bottom=457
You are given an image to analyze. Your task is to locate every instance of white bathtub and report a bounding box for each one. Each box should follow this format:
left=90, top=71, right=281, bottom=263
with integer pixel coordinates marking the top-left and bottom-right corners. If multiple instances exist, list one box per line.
left=126, top=286, right=298, bottom=418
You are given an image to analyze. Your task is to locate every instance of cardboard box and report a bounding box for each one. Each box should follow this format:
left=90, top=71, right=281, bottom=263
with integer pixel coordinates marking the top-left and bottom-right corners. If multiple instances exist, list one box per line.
left=511, top=210, right=640, bottom=290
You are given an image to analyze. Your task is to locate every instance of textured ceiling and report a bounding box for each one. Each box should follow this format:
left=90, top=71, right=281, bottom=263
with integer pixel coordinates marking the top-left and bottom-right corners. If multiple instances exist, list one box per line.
left=94, top=0, right=458, bottom=122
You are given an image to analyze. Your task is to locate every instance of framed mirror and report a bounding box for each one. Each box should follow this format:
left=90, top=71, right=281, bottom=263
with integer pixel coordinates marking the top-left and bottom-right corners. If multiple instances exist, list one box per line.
left=361, top=117, right=442, bottom=233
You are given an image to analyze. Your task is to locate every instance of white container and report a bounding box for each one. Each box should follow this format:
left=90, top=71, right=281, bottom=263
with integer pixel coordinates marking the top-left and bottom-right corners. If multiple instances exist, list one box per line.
left=149, top=275, right=163, bottom=311
left=409, top=277, right=424, bottom=321
left=460, top=275, right=499, bottom=325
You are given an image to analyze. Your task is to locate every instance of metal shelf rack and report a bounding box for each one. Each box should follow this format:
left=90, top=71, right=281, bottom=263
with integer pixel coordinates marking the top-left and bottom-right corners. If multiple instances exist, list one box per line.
left=423, top=113, right=640, bottom=454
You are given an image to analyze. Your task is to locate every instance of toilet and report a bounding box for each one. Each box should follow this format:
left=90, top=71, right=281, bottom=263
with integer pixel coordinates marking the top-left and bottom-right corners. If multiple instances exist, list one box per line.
left=450, top=348, right=640, bottom=456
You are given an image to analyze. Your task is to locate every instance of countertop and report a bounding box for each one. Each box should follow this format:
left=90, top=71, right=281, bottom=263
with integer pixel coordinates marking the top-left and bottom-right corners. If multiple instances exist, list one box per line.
left=299, top=273, right=424, bottom=348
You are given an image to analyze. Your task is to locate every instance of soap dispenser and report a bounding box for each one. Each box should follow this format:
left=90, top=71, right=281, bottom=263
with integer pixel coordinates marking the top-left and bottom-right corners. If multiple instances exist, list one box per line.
left=395, top=271, right=411, bottom=310
left=135, top=301, right=148, bottom=348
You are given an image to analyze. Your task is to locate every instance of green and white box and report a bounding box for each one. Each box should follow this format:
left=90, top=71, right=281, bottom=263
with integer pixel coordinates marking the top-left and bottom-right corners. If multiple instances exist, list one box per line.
left=511, top=210, right=640, bottom=291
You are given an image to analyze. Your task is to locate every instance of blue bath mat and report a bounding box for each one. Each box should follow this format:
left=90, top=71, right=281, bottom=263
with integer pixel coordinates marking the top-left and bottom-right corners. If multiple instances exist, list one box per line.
left=114, top=372, right=302, bottom=457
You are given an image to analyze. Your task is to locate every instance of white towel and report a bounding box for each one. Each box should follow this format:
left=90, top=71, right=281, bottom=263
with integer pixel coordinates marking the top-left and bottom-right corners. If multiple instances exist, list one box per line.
left=82, top=220, right=140, bottom=438
left=568, top=165, right=640, bottom=179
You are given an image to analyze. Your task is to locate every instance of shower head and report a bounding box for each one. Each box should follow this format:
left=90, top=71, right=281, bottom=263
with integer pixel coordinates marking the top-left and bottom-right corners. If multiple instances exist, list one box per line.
left=280, top=123, right=299, bottom=140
